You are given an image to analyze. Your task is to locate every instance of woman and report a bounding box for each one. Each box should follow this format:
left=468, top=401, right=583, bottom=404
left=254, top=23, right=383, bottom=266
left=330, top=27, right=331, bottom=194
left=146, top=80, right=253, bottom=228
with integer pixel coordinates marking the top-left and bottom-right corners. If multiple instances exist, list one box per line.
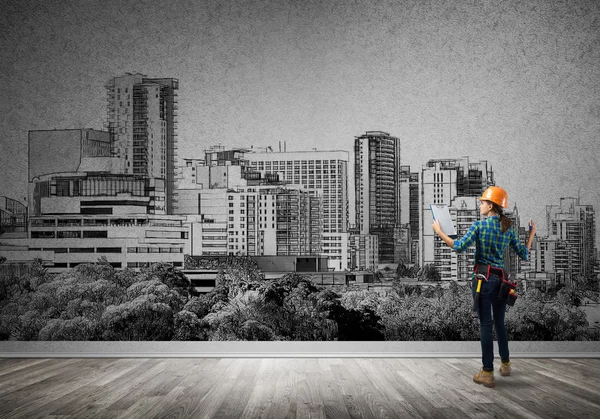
left=432, top=186, right=536, bottom=388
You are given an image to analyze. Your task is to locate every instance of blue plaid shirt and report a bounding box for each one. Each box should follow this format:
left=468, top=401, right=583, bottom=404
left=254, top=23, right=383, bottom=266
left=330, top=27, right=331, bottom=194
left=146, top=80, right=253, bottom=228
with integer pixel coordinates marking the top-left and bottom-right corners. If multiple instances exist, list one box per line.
left=453, top=216, right=528, bottom=268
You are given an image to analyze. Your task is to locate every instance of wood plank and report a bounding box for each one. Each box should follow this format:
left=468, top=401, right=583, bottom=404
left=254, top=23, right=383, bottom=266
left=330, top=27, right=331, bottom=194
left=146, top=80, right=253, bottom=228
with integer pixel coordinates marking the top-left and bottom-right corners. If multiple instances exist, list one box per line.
left=0, top=358, right=121, bottom=416
left=524, top=358, right=600, bottom=391
left=344, top=358, right=405, bottom=419
left=316, top=358, right=353, bottom=419
left=419, top=358, right=496, bottom=418
left=0, top=358, right=81, bottom=397
left=159, top=357, right=248, bottom=419
left=332, top=358, right=400, bottom=419
left=296, top=358, right=328, bottom=419
left=88, top=359, right=174, bottom=413
left=238, top=358, right=283, bottom=419
left=142, top=358, right=236, bottom=419
left=393, top=358, right=463, bottom=414
left=377, top=359, right=439, bottom=419
left=44, top=359, right=167, bottom=417
left=141, top=358, right=230, bottom=419
left=0, top=359, right=96, bottom=419
left=263, top=358, right=300, bottom=419
left=46, top=359, right=158, bottom=419
left=511, top=364, right=600, bottom=417
left=0, top=358, right=49, bottom=377
left=357, top=358, right=425, bottom=419
left=211, top=359, right=263, bottom=419
left=113, top=386, right=186, bottom=419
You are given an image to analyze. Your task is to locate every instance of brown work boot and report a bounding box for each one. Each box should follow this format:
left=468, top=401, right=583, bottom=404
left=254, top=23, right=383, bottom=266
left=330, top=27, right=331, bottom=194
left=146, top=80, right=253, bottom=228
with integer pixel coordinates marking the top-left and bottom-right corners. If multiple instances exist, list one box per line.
left=499, top=361, right=511, bottom=376
left=473, top=369, right=496, bottom=388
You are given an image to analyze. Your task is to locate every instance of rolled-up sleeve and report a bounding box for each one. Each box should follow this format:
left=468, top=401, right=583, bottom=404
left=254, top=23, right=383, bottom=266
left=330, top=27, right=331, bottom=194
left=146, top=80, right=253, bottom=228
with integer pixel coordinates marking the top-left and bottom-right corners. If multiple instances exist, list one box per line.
left=453, top=222, right=479, bottom=253
left=510, top=228, right=529, bottom=260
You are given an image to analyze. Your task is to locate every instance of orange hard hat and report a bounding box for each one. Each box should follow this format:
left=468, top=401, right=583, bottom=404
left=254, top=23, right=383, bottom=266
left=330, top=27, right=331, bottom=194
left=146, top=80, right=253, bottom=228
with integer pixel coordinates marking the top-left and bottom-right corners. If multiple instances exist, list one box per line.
left=478, top=186, right=508, bottom=208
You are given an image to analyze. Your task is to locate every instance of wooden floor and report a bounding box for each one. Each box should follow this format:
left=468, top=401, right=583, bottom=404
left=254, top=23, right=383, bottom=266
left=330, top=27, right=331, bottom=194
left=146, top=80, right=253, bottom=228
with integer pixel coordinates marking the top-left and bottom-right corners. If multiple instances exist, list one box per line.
left=0, top=358, right=599, bottom=419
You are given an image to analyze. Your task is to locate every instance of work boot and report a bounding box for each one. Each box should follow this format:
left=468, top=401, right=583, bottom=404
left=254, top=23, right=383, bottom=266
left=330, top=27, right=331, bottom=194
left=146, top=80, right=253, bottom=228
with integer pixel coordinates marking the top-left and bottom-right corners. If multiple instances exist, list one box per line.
left=473, top=369, right=496, bottom=388
left=499, top=361, right=511, bottom=376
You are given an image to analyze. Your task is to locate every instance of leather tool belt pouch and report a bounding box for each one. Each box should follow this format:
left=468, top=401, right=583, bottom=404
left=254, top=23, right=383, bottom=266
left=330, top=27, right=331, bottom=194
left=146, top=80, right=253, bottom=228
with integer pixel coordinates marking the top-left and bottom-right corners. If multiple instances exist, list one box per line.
left=499, top=279, right=518, bottom=306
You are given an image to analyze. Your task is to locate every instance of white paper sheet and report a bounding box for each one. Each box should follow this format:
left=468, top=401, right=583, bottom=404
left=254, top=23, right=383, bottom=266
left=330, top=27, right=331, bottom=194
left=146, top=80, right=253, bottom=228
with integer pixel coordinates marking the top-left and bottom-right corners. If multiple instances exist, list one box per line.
left=430, top=204, right=457, bottom=239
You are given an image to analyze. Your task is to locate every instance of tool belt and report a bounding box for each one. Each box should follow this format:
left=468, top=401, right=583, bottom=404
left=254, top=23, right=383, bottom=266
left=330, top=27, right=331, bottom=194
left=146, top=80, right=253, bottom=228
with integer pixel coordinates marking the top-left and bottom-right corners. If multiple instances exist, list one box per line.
left=474, top=264, right=506, bottom=281
left=472, top=264, right=518, bottom=310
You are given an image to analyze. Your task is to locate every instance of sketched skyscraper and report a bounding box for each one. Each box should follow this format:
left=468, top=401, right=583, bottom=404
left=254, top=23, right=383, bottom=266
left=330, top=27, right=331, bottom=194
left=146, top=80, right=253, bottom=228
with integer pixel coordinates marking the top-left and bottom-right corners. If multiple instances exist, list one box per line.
left=354, top=131, right=401, bottom=264
left=105, top=73, right=179, bottom=214
left=545, top=197, right=596, bottom=282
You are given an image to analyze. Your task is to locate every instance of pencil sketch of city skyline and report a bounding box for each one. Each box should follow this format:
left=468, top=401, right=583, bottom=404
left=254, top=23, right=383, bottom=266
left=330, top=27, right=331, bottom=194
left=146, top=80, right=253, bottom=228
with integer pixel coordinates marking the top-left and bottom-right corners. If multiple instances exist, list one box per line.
left=0, top=0, right=599, bottom=342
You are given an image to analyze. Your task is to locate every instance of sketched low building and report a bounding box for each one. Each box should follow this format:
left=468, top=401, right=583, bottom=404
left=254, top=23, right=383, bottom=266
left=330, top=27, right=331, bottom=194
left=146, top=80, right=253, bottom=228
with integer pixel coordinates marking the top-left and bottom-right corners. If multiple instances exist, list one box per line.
left=2, top=214, right=188, bottom=274
left=14, top=170, right=188, bottom=273
left=1, top=177, right=188, bottom=274
left=0, top=125, right=189, bottom=275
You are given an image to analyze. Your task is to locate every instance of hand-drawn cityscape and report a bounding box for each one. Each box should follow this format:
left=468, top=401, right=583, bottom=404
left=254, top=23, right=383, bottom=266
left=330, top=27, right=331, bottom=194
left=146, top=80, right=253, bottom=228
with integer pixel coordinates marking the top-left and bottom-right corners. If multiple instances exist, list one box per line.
left=0, top=73, right=597, bottom=341
left=1, top=72, right=597, bottom=285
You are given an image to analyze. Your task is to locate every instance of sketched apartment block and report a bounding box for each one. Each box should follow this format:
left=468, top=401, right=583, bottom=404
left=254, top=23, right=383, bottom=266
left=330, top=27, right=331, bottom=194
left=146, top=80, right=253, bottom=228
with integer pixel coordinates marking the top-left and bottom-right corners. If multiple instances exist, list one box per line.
left=420, top=157, right=494, bottom=280
left=245, top=149, right=349, bottom=270
left=176, top=147, right=323, bottom=258
left=184, top=187, right=322, bottom=257
left=448, top=196, right=480, bottom=281
left=537, top=197, right=597, bottom=286
left=347, top=226, right=379, bottom=271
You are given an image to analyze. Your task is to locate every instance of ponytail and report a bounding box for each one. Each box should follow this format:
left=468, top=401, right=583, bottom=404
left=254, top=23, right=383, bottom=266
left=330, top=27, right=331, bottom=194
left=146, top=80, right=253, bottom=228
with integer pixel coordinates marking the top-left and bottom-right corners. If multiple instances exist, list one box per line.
left=492, top=203, right=512, bottom=233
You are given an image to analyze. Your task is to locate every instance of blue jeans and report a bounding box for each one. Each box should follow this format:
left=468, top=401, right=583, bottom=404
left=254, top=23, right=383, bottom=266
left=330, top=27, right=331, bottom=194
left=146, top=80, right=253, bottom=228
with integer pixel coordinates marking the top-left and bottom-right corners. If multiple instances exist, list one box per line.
left=472, top=274, right=509, bottom=371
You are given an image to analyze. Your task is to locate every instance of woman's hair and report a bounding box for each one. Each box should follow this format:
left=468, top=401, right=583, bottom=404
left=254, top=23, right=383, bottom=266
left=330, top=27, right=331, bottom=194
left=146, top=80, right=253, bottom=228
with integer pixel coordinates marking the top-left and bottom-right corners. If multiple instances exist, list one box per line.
left=491, top=202, right=513, bottom=233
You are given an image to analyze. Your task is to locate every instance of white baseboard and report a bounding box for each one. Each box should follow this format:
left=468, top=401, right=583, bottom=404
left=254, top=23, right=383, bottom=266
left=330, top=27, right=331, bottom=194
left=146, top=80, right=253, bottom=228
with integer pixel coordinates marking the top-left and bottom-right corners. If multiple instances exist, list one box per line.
left=1, top=341, right=599, bottom=358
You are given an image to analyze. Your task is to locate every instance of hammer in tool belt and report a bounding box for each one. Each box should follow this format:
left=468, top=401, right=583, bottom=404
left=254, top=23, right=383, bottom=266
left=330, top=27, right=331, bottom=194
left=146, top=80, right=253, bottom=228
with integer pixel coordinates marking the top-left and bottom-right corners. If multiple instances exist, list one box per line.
left=473, top=273, right=487, bottom=313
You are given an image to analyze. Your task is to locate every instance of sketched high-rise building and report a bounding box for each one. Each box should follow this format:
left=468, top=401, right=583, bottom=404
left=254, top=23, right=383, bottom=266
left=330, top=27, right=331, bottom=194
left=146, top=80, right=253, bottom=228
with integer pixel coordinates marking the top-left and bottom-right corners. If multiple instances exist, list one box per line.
left=420, top=157, right=494, bottom=280
left=246, top=149, right=349, bottom=270
left=105, top=73, right=179, bottom=214
left=399, top=165, right=419, bottom=264
left=543, top=197, right=596, bottom=284
left=354, top=131, right=401, bottom=264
